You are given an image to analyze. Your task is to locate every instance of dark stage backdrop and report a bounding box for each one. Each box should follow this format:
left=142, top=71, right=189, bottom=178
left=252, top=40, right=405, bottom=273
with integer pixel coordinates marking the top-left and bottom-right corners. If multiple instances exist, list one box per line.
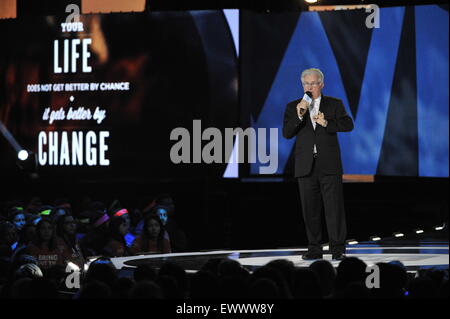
left=241, top=5, right=448, bottom=178
left=0, top=10, right=239, bottom=183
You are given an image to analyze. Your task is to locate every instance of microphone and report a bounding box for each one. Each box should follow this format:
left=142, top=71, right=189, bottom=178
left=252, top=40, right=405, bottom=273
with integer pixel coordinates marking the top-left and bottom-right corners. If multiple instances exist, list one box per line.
left=298, top=91, right=312, bottom=117
left=302, top=91, right=313, bottom=105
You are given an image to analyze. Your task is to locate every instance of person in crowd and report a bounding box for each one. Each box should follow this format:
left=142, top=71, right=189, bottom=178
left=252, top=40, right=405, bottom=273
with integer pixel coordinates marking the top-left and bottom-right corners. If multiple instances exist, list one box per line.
left=75, top=257, right=117, bottom=299
left=292, top=268, right=322, bottom=299
left=333, top=256, right=368, bottom=298
left=25, top=218, right=65, bottom=271
left=158, top=261, right=188, bottom=299
left=24, top=197, right=43, bottom=215
left=9, top=210, right=26, bottom=233
left=249, top=265, right=292, bottom=299
left=50, top=206, right=68, bottom=223
left=216, top=259, right=250, bottom=299
left=10, top=218, right=39, bottom=262
left=340, top=281, right=371, bottom=299
left=79, top=202, right=110, bottom=257
left=135, top=194, right=188, bottom=252
left=266, top=259, right=296, bottom=294
left=55, top=214, right=85, bottom=269
left=110, top=206, right=135, bottom=247
left=309, top=259, right=336, bottom=298
left=0, top=221, right=18, bottom=259
left=74, top=210, right=93, bottom=242
left=248, top=278, right=279, bottom=299
left=370, top=262, right=408, bottom=299
left=103, top=216, right=130, bottom=257
left=133, top=196, right=156, bottom=232
left=129, top=214, right=171, bottom=255
left=53, top=198, right=72, bottom=216
left=155, top=194, right=188, bottom=252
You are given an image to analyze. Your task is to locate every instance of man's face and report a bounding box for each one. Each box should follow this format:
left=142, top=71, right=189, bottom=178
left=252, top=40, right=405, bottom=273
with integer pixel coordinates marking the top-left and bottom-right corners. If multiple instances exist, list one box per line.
left=302, top=73, right=324, bottom=99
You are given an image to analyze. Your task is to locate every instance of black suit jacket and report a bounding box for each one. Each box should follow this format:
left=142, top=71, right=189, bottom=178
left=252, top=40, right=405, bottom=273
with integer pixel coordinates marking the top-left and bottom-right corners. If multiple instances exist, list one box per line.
left=282, top=95, right=354, bottom=177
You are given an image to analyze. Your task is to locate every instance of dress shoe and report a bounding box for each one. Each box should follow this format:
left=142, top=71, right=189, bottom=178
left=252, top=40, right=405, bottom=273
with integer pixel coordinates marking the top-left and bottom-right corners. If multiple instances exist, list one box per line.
left=332, top=253, right=346, bottom=261
left=302, top=252, right=323, bottom=260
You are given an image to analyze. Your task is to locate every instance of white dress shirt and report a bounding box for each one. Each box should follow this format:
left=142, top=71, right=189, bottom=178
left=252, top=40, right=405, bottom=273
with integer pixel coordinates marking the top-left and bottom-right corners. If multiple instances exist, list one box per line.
left=299, top=96, right=321, bottom=154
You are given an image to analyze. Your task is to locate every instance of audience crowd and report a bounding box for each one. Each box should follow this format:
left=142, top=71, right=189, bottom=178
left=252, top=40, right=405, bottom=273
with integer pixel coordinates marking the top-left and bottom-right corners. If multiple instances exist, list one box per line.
left=0, top=195, right=448, bottom=299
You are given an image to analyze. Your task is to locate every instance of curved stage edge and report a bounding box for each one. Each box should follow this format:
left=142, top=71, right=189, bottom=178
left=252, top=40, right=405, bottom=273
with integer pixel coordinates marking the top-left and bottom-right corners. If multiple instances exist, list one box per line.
left=92, top=238, right=449, bottom=276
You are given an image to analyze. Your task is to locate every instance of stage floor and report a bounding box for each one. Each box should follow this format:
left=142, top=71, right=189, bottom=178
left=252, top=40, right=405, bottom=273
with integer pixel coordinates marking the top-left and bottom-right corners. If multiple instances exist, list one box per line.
left=100, top=238, right=449, bottom=276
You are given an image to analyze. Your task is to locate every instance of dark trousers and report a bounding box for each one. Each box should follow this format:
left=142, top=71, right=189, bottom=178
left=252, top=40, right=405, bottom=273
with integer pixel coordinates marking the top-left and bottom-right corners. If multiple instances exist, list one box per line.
left=298, top=157, right=347, bottom=255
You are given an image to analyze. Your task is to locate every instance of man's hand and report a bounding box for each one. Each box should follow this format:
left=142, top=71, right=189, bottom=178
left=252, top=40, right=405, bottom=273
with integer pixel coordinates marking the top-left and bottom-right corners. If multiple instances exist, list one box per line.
left=313, top=111, right=328, bottom=127
left=296, top=100, right=308, bottom=118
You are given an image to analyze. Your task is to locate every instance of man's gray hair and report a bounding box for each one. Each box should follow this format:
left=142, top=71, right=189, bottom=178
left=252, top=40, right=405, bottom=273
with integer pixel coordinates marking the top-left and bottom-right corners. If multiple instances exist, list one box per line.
left=301, top=68, right=324, bottom=84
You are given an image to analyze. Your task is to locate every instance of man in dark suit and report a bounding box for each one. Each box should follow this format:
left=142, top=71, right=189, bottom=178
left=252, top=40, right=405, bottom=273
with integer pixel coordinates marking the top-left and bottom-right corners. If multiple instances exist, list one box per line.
left=282, top=68, right=354, bottom=261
